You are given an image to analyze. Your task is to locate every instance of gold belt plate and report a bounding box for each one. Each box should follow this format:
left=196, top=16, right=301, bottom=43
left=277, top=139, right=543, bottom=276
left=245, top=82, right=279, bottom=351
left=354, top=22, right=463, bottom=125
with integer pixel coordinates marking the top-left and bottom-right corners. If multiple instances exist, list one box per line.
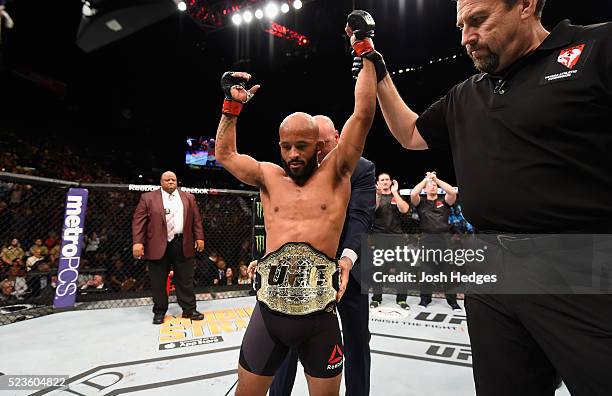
left=256, top=242, right=338, bottom=315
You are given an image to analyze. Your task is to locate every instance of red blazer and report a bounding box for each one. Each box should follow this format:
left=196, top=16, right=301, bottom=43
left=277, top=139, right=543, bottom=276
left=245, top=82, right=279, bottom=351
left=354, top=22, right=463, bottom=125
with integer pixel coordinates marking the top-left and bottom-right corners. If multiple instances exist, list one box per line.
left=132, top=188, right=205, bottom=260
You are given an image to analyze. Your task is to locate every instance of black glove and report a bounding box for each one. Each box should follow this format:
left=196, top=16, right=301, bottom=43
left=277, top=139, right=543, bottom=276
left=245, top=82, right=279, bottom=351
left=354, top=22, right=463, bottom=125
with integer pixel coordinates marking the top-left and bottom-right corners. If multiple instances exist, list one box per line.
left=352, top=50, right=388, bottom=83
left=346, top=10, right=387, bottom=82
left=221, top=72, right=247, bottom=100
left=347, top=10, right=375, bottom=40
left=220, top=72, right=254, bottom=116
left=347, top=10, right=375, bottom=57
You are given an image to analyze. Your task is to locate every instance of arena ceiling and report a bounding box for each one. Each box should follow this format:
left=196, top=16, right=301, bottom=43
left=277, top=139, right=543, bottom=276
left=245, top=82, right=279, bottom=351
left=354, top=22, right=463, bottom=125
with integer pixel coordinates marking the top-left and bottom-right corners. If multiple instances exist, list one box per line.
left=2, top=0, right=612, bottom=185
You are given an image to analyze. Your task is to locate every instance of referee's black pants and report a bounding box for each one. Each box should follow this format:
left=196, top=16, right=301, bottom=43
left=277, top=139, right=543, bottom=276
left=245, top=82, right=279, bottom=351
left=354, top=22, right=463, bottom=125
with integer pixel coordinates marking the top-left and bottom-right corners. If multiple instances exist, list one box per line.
left=466, top=293, right=612, bottom=396
left=148, top=235, right=196, bottom=315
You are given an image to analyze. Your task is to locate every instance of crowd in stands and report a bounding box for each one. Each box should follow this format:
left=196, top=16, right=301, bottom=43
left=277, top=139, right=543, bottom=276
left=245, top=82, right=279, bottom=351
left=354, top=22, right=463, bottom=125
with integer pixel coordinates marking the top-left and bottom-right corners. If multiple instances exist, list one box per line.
left=1, top=130, right=123, bottom=184
left=1, top=129, right=474, bottom=310
left=0, top=130, right=256, bottom=309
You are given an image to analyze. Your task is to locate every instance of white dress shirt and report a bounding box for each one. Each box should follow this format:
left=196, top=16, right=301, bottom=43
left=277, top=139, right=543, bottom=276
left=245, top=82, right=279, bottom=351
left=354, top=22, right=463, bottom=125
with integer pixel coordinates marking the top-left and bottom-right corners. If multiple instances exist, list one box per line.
left=161, top=189, right=184, bottom=235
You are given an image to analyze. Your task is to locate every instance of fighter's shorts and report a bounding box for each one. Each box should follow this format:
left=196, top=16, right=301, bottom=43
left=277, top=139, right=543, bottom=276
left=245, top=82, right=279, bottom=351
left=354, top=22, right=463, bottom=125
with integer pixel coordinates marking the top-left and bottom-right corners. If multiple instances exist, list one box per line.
left=239, top=242, right=343, bottom=378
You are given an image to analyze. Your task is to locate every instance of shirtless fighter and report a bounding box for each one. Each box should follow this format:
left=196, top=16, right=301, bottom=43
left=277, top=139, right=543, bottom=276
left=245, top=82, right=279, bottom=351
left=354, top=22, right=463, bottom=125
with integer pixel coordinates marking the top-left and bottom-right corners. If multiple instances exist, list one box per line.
left=215, top=11, right=381, bottom=396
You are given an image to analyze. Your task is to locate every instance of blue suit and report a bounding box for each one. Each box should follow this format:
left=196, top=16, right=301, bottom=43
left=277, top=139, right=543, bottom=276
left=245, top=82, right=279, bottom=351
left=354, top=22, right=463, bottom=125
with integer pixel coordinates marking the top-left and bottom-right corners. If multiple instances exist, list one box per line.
left=270, top=157, right=376, bottom=396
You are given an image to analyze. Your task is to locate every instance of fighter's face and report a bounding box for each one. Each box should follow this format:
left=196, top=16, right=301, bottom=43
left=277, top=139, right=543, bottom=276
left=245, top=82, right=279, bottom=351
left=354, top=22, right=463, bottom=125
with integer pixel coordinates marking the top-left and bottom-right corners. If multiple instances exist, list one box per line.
left=457, top=0, right=523, bottom=74
left=160, top=172, right=177, bottom=194
left=279, top=133, right=321, bottom=186
left=427, top=181, right=439, bottom=194
left=377, top=174, right=391, bottom=190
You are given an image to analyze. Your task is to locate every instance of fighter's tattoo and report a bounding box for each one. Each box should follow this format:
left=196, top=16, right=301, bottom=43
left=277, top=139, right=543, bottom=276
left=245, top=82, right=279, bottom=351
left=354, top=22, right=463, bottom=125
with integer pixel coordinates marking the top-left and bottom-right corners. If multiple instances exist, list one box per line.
left=217, top=115, right=236, bottom=151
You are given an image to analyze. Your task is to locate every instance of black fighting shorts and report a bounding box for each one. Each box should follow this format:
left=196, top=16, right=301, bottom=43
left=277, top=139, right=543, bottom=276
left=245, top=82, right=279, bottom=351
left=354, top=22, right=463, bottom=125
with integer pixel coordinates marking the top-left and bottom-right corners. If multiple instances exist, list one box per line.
left=239, top=302, right=344, bottom=378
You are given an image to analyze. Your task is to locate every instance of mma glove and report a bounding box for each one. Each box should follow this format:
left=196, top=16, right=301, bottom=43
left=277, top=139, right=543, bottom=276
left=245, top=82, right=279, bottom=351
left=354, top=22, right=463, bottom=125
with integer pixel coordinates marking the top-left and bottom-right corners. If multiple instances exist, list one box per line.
left=351, top=50, right=388, bottom=82
left=220, top=72, right=255, bottom=116
left=347, top=10, right=388, bottom=82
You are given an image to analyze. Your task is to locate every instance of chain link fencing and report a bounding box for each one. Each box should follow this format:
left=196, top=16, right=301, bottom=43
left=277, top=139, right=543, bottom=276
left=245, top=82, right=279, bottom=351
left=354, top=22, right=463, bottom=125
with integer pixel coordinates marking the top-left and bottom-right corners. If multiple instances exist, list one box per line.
left=0, top=172, right=258, bottom=325
left=0, top=172, right=473, bottom=325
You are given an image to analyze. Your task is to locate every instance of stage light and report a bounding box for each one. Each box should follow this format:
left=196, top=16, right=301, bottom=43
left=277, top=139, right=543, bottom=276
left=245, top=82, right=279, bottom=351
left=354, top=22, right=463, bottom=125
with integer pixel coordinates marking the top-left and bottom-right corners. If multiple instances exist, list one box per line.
left=177, top=1, right=186, bottom=11
left=243, top=10, right=253, bottom=23
left=293, top=0, right=302, bottom=10
left=232, top=13, right=242, bottom=25
left=265, top=2, right=279, bottom=19
left=82, top=2, right=96, bottom=17
left=280, top=3, right=290, bottom=13
left=255, top=8, right=264, bottom=19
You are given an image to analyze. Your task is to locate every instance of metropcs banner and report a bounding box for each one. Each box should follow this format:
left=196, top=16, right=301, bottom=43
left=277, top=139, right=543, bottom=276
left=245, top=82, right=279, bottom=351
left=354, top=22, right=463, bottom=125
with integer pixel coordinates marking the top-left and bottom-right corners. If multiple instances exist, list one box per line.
left=53, top=188, right=89, bottom=309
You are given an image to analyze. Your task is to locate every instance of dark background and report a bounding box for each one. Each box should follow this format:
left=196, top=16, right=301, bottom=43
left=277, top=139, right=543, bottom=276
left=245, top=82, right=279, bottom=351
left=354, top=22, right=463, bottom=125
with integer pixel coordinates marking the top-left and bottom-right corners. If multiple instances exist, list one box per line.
left=1, top=0, right=611, bottom=188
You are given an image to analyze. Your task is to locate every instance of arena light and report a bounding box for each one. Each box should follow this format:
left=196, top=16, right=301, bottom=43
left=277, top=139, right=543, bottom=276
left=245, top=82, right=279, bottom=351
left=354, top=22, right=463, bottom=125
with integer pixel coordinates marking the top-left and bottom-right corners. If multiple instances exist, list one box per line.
left=265, top=22, right=310, bottom=46
left=293, top=0, right=302, bottom=10
left=265, top=2, right=279, bottom=19
left=243, top=10, right=253, bottom=23
left=82, top=2, right=96, bottom=17
left=232, top=13, right=242, bottom=25
left=280, top=3, right=290, bottom=13
left=255, top=8, right=263, bottom=19
left=177, top=1, right=186, bottom=11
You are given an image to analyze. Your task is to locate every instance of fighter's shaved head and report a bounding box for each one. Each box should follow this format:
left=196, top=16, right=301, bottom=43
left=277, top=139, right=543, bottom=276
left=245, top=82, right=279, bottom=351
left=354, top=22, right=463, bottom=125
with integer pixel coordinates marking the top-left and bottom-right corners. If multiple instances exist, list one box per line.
left=279, top=112, right=319, bottom=141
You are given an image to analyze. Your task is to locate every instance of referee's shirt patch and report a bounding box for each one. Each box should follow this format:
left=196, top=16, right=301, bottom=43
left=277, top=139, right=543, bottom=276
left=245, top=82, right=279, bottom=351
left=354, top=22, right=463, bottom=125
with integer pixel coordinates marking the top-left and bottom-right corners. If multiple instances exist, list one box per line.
left=540, top=40, right=594, bottom=85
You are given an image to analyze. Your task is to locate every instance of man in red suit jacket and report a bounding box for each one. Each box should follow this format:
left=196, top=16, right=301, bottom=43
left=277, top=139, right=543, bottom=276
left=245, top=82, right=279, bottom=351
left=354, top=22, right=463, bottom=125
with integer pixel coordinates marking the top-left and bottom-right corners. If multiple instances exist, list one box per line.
left=132, top=171, right=205, bottom=324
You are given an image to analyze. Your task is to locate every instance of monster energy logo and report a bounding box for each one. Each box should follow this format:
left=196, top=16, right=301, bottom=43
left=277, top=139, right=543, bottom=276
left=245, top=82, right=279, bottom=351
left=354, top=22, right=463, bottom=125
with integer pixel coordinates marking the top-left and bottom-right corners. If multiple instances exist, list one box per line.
left=255, top=235, right=265, bottom=252
left=256, top=201, right=264, bottom=219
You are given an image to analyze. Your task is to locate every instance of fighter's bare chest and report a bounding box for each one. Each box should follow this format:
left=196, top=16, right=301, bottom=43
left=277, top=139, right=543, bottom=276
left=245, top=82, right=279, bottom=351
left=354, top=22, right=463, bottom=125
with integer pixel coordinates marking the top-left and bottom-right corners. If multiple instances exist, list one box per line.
left=262, top=180, right=348, bottom=219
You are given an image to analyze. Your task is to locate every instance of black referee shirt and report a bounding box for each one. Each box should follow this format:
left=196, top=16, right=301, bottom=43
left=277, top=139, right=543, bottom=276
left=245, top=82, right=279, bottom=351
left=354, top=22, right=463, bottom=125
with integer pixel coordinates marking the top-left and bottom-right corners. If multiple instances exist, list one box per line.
left=416, top=20, right=612, bottom=233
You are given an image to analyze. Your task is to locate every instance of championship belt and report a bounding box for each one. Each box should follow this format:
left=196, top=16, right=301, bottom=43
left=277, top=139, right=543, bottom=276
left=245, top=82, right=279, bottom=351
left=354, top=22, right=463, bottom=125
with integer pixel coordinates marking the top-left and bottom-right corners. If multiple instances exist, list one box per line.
left=254, top=242, right=339, bottom=316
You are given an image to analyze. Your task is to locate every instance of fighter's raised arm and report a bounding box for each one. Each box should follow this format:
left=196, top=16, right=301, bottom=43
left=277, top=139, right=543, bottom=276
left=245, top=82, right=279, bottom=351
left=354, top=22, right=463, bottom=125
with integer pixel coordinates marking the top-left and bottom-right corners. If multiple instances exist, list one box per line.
left=330, top=11, right=378, bottom=177
left=349, top=12, right=428, bottom=151
left=215, top=72, right=266, bottom=187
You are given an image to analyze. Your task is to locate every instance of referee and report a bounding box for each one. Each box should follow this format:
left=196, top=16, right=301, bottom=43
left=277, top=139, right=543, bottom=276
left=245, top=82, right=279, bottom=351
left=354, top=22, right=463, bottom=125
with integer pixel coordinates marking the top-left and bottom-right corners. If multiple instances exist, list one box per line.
left=349, top=1, right=612, bottom=395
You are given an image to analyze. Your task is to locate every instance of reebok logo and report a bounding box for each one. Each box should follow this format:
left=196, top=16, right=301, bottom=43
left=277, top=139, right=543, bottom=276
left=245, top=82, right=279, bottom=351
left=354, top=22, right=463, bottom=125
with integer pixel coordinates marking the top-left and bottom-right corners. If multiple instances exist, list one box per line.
left=327, top=344, right=343, bottom=370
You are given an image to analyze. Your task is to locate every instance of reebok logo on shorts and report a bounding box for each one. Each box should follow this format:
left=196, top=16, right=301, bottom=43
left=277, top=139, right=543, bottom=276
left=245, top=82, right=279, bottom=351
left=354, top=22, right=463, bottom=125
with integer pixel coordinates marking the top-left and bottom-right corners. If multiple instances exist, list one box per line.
left=327, top=344, right=343, bottom=370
